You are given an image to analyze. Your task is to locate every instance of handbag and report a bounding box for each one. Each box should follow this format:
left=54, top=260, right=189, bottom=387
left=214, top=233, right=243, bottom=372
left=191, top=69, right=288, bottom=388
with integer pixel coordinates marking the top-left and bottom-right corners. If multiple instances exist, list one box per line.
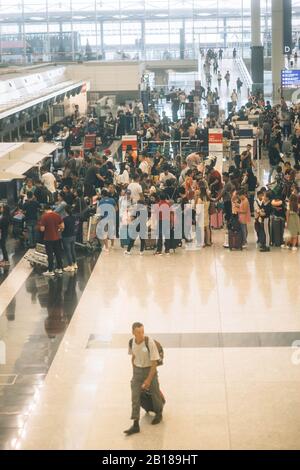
left=140, top=389, right=166, bottom=413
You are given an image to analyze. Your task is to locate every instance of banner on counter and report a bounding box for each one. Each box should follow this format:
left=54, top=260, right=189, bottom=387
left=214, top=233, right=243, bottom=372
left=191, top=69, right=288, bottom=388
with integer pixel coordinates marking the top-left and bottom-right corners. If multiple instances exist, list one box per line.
left=208, top=128, right=223, bottom=157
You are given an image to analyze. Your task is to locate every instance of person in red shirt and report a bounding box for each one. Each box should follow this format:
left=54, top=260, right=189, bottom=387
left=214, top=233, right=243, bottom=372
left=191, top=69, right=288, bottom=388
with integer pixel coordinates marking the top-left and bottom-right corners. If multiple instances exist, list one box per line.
left=40, top=205, right=64, bottom=276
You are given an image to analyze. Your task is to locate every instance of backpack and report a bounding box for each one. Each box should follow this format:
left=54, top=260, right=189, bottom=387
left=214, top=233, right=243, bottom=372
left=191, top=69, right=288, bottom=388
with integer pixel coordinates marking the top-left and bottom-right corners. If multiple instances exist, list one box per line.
left=129, top=336, right=164, bottom=366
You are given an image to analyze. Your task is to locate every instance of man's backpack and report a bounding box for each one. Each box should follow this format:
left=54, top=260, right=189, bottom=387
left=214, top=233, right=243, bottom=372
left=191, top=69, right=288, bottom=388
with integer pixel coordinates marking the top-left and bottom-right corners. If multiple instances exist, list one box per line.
left=129, top=336, right=164, bottom=366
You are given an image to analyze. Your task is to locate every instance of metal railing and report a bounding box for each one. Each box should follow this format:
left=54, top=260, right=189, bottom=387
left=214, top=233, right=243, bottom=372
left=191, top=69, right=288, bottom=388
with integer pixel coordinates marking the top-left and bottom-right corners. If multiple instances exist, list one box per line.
left=236, top=57, right=253, bottom=96
left=140, top=137, right=259, bottom=165
left=140, top=139, right=203, bottom=160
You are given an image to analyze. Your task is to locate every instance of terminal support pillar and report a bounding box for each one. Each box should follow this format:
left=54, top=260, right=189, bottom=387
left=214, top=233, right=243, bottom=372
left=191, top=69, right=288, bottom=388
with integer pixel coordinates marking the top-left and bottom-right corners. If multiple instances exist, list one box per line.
left=251, top=0, right=264, bottom=95
left=272, top=0, right=285, bottom=103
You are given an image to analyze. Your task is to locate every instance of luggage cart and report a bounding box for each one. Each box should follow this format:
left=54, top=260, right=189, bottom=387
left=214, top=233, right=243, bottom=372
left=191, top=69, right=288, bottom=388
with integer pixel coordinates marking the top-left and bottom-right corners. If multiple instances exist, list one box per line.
left=75, top=214, right=101, bottom=254
left=24, top=243, right=48, bottom=271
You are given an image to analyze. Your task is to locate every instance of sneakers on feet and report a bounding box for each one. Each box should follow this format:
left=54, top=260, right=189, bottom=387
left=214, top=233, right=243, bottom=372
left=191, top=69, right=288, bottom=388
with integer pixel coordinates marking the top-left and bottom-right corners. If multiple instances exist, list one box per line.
left=43, top=271, right=55, bottom=277
left=63, top=266, right=74, bottom=272
left=124, top=251, right=131, bottom=255
left=55, top=269, right=63, bottom=275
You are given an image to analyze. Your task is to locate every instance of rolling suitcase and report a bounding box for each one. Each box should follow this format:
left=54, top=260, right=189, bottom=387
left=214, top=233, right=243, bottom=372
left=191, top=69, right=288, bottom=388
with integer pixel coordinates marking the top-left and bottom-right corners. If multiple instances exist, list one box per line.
left=228, top=229, right=243, bottom=251
left=144, top=238, right=156, bottom=251
left=227, top=215, right=243, bottom=251
left=271, top=216, right=284, bottom=247
left=144, top=228, right=156, bottom=251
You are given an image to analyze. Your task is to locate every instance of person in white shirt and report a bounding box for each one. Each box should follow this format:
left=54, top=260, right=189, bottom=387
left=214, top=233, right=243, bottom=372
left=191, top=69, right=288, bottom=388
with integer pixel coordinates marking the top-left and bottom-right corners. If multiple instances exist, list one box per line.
left=41, top=170, right=57, bottom=195
left=115, top=163, right=130, bottom=187
left=124, top=322, right=164, bottom=435
left=128, top=175, right=143, bottom=203
left=139, top=155, right=150, bottom=175
left=159, top=168, right=176, bottom=189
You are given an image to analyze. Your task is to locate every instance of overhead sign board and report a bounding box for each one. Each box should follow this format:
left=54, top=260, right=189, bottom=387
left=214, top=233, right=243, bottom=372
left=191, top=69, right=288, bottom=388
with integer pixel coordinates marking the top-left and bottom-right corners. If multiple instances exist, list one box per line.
left=281, top=70, right=300, bottom=89
left=283, top=0, right=292, bottom=55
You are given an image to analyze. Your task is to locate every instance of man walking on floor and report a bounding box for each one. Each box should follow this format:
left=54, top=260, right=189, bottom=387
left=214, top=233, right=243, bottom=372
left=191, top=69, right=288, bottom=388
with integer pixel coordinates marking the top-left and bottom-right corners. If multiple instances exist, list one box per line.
left=124, top=322, right=164, bottom=436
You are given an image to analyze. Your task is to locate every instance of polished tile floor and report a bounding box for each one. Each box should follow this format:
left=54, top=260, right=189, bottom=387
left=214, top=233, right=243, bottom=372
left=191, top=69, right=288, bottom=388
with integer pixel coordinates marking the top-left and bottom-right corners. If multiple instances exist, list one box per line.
left=0, top=251, right=100, bottom=450
left=8, top=229, right=300, bottom=450
left=0, top=239, right=26, bottom=287
left=1, top=60, right=300, bottom=449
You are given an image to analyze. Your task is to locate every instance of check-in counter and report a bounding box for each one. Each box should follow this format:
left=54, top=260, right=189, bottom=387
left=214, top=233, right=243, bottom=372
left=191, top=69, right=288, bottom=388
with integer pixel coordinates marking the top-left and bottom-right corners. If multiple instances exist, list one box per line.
left=0, top=142, right=58, bottom=205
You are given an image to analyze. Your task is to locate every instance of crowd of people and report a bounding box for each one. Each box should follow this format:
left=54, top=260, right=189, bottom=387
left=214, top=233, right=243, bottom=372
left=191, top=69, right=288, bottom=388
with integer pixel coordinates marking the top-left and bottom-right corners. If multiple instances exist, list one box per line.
left=1, top=70, right=300, bottom=270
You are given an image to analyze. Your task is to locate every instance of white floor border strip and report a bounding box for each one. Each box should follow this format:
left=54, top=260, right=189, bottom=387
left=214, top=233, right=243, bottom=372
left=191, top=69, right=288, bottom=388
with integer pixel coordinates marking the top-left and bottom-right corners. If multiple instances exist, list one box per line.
left=0, top=255, right=33, bottom=319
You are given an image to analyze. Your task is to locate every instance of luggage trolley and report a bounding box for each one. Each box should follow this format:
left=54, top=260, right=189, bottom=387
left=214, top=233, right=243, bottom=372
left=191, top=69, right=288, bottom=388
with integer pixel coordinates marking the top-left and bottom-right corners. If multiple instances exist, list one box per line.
left=75, top=213, right=101, bottom=254
left=24, top=243, right=48, bottom=271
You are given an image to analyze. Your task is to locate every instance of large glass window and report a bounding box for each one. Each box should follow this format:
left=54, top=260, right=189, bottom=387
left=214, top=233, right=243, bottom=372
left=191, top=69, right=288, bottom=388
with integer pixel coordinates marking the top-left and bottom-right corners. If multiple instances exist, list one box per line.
left=0, top=0, right=300, bottom=63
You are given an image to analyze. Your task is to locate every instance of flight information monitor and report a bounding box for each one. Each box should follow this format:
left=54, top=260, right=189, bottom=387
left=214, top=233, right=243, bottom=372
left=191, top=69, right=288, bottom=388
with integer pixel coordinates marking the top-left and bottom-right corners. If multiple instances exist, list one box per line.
left=281, top=70, right=300, bottom=88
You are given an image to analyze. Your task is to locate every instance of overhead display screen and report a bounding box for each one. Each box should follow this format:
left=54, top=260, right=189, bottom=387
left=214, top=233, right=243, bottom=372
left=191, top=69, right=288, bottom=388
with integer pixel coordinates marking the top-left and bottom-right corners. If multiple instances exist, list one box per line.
left=281, top=70, right=300, bottom=88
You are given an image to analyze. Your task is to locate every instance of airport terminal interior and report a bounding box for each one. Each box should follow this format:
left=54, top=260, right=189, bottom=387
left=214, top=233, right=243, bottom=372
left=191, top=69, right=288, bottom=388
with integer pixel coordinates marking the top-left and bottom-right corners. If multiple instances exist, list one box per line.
left=0, top=0, right=300, bottom=451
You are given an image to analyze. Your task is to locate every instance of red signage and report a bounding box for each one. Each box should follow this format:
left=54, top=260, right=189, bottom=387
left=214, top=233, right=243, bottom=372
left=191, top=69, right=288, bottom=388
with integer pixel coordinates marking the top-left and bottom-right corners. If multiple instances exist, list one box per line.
left=209, top=130, right=223, bottom=145
left=84, top=134, right=96, bottom=149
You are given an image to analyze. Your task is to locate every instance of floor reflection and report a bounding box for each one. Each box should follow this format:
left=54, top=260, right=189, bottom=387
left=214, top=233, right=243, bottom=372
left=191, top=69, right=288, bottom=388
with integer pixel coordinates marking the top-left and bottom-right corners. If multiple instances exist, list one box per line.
left=0, top=252, right=99, bottom=450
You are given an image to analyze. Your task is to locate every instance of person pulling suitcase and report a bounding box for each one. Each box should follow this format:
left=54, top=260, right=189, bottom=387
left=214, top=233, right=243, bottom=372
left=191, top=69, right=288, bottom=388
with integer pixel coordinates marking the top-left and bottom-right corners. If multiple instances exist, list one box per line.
left=124, top=322, right=165, bottom=436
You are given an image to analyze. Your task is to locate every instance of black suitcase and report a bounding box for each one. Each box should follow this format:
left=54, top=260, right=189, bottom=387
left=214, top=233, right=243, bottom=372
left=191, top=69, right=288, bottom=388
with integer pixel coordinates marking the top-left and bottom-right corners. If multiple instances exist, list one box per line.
left=140, top=390, right=166, bottom=413
left=271, top=216, right=284, bottom=247
left=228, top=229, right=243, bottom=251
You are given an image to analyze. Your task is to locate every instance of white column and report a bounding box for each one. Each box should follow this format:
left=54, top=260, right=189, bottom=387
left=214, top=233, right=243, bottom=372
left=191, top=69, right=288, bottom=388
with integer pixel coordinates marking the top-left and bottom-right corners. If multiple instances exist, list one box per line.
left=272, top=0, right=285, bottom=103
left=251, top=0, right=261, bottom=47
